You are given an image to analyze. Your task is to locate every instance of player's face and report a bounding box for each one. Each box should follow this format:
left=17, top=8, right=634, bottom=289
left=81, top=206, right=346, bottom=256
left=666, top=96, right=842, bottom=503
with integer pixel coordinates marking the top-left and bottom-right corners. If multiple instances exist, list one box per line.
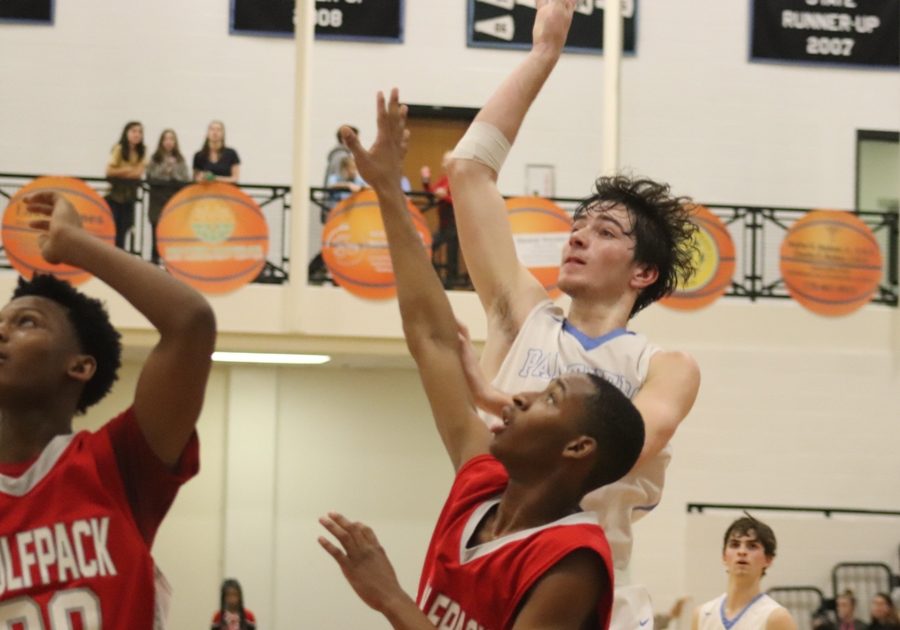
left=722, top=532, right=771, bottom=580
left=557, top=204, right=644, bottom=300
left=0, top=296, right=83, bottom=405
left=489, top=374, right=595, bottom=463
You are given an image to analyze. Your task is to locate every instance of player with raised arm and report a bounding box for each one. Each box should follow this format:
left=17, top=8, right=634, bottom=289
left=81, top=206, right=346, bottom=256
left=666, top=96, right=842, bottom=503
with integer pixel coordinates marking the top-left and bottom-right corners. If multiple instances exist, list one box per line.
left=0, top=191, right=216, bottom=628
left=318, top=89, right=645, bottom=629
left=448, top=1, right=701, bottom=626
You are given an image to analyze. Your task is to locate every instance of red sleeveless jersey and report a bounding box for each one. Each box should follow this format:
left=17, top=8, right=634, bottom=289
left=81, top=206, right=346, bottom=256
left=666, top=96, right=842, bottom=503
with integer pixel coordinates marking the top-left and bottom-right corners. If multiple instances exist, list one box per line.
left=417, top=455, right=614, bottom=630
left=0, top=407, right=198, bottom=629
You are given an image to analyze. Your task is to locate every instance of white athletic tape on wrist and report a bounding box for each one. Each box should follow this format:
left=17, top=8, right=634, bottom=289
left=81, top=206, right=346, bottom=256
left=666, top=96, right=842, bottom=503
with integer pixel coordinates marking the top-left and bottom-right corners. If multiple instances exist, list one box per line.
left=452, top=122, right=512, bottom=173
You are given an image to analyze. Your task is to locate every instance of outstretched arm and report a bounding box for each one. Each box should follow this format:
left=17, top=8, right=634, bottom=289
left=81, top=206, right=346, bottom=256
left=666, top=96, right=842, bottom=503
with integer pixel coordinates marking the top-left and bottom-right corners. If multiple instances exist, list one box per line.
left=319, top=514, right=608, bottom=630
left=344, top=89, right=489, bottom=471
left=25, top=193, right=216, bottom=467
left=450, top=0, right=576, bottom=368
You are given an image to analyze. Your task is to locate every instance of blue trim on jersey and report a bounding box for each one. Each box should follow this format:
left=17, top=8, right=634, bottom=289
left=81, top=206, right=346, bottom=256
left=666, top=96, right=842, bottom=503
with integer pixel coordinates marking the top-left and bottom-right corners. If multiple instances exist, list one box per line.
left=720, top=593, right=766, bottom=629
left=561, top=321, right=632, bottom=351
left=632, top=502, right=659, bottom=512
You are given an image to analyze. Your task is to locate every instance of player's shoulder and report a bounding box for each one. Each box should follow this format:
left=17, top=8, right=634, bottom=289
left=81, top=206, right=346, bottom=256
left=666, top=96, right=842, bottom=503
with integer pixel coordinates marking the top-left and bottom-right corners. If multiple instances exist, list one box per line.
left=646, top=348, right=700, bottom=381
left=765, top=604, right=797, bottom=630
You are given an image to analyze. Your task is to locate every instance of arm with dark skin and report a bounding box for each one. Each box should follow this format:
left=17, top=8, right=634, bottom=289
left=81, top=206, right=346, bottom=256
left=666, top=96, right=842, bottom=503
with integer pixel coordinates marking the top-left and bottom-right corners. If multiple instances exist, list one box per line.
left=25, top=192, right=216, bottom=467
left=318, top=89, right=608, bottom=630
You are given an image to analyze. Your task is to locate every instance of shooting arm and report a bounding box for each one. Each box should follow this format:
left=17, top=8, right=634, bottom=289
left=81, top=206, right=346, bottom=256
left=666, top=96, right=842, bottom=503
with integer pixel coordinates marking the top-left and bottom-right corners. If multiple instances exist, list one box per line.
left=450, top=1, right=574, bottom=342
left=29, top=194, right=216, bottom=467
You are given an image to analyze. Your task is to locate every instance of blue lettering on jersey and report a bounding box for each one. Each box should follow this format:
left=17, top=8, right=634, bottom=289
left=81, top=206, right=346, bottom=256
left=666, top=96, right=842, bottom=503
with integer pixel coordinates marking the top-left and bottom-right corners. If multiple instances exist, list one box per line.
left=515, top=348, right=636, bottom=398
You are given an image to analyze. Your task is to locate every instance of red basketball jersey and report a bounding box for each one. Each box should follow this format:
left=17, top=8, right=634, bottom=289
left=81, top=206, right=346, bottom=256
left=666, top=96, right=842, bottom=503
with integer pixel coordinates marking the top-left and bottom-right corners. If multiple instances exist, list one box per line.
left=0, top=407, right=198, bottom=629
left=416, top=455, right=614, bottom=630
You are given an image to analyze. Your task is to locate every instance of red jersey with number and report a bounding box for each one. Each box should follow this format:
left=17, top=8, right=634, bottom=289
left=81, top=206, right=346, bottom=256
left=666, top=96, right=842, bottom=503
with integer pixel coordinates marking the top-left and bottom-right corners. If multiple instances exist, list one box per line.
left=416, top=455, right=614, bottom=630
left=0, top=407, right=198, bottom=629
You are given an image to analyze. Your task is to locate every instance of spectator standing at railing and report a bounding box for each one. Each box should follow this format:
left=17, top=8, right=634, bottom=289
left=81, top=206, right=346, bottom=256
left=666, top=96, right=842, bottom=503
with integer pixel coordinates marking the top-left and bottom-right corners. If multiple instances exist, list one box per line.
left=193, top=120, right=240, bottom=183
left=105, top=121, right=146, bottom=250
left=147, top=129, right=190, bottom=264
left=870, top=593, right=900, bottom=629
left=420, top=150, right=462, bottom=286
left=836, top=591, right=867, bottom=630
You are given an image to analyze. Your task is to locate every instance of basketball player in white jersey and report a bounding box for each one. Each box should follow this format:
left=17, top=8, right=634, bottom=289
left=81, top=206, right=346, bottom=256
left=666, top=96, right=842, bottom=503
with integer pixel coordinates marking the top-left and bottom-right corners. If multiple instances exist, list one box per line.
left=692, top=516, right=796, bottom=630
left=448, top=1, right=701, bottom=627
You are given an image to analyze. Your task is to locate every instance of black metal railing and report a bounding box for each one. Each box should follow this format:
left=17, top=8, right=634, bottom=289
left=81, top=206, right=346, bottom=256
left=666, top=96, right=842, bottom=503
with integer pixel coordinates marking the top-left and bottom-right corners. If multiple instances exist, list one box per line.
left=1, top=173, right=897, bottom=306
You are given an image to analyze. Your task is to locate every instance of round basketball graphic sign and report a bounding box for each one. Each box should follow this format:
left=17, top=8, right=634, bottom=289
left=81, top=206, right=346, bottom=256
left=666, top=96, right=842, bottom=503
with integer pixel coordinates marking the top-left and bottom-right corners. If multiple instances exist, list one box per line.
left=661, top=205, right=735, bottom=311
left=322, top=189, right=432, bottom=300
left=157, top=182, right=269, bottom=294
left=506, top=196, right=572, bottom=298
left=1, top=176, right=115, bottom=285
left=780, top=210, right=882, bottom=316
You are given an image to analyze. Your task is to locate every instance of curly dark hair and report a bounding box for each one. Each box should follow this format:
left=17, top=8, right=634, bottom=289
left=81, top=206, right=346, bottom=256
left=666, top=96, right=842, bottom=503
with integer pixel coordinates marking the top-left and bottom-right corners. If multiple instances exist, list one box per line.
left=12, top=274, right=121, bottom=413
left=574, top=175, right=699, bottom=317
left=579, top=373, right=645, bottom=492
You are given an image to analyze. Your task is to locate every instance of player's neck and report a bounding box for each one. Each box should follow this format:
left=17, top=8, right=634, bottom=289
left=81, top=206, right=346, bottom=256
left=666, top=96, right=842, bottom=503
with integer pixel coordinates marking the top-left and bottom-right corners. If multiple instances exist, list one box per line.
left=489, top=477, right=582, bottom=538
left=724, top=577, right=763, bottom=615
left=566, top=296, right=633, bottom=337
left=0, top=406, right=74, bottom=464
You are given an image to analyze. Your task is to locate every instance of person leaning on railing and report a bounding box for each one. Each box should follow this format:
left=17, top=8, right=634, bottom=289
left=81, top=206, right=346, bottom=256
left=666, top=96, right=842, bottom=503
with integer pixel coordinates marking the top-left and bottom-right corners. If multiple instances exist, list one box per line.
left=146, top=129, right=190, bottom=264
left=105, top=121, right=146, bottom=251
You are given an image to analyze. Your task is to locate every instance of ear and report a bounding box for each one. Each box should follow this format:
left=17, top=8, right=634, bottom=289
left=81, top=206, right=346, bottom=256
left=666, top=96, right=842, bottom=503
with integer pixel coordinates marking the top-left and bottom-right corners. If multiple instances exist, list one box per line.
left=562, top=435, right=597, bottom=461
left=67, top=354, right=97, bottom=384
left=629, top=263, right=658, bottom=291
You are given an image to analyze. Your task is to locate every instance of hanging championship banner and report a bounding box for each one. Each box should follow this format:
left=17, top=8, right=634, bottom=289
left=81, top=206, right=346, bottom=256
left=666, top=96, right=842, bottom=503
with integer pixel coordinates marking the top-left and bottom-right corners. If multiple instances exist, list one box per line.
left=230, top=0, right=404, bottom=41
left=0, top=0, right=53, bottom=24
left=468, top=0, right=637, bottom=54
left=751, top=0, right=899, bottom=68
left=315, top=0, right=403, bottom=42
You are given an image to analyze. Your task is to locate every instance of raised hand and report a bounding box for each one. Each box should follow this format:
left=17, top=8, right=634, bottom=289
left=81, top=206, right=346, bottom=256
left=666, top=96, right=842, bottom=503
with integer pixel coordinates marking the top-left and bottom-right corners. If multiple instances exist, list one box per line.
left=533, top=0, right=576, bottom=53
left=318, top=512, right=408, bottom=614
left=342, top=88, right=409, bottom=191
left=22, top=192, right=83, bottom=265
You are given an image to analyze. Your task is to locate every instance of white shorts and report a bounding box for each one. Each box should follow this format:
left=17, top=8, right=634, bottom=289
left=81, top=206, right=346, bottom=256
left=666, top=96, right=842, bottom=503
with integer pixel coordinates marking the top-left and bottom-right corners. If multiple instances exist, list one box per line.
left=611, top=583, right=654, bottom=630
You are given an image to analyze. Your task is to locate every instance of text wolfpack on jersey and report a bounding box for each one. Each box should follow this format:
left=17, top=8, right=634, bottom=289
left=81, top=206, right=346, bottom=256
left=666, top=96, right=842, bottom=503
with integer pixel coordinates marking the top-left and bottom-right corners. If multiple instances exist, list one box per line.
left=420, top=584, right=488, bottom=630
left=0, top=518, right=117, bottom=595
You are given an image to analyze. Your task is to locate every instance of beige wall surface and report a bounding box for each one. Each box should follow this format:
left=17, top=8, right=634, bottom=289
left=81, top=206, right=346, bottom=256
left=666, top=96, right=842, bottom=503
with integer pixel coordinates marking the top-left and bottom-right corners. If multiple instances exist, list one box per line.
left=3, top=0, right=899, bottom=628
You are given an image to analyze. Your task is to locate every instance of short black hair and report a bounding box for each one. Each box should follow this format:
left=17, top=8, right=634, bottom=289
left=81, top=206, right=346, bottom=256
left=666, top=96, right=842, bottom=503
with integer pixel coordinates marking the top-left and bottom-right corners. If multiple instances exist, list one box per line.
left=723, top=514, right=777, bottom=558
left=574, top=175, right=699, bottom=317
left=12, top=274, right=121, bottom=413
left=579, top=374, right=645, bottom=491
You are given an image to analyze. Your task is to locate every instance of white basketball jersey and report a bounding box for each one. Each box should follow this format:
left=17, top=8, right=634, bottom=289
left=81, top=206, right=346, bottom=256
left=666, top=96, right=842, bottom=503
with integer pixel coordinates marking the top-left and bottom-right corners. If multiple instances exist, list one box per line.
left=697, top=593, right=785, bottom=630
left=486, top=300, right=666, bottom=572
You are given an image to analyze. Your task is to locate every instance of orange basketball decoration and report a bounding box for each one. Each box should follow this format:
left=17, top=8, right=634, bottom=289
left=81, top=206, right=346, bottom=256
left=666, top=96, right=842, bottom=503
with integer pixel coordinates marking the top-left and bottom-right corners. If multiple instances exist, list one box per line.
left=1, top=176, right=115, bottom=285
left=661, top=205, right=736, bottom=311
left=780, top=210, right=883, bottom=316
left=321, top=189, right=432, bottom=300
left=157, top=182, right=269, bottom=294
left=506, top=196, right=572, bottom=297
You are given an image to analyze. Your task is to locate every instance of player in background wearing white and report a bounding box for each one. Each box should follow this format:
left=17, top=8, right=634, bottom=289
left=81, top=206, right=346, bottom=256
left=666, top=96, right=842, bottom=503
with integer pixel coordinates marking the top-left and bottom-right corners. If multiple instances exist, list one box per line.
left=317, top=89, right=646, bottom=629
left=0, top=192, right=216, bottom=628
left=447, top=1, right=701, bottom=627
left=692, top=516, right=797, bottom=630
